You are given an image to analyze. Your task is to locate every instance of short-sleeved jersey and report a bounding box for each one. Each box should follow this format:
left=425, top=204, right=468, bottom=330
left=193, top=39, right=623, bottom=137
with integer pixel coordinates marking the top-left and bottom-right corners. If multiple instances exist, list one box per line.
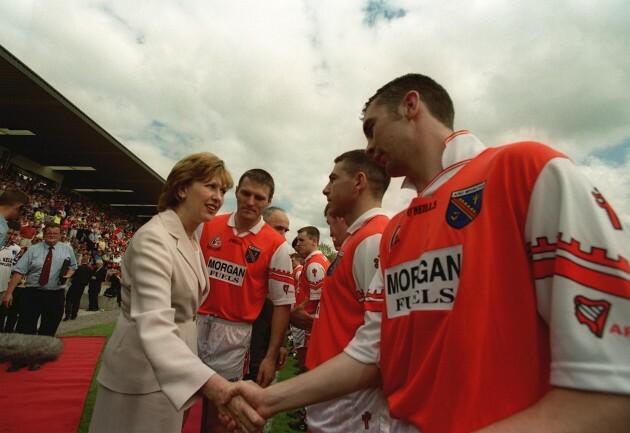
left=306, top=209, right=389, bottom=370
left=198, top=213, right=295, bottom=322
left=0, top=243, right=21, bottom=290
left=374, top=132, right=630, bottom=433
left=296, top=251, right=329, bottom=315
left=292, top=264, right=303, bottom=307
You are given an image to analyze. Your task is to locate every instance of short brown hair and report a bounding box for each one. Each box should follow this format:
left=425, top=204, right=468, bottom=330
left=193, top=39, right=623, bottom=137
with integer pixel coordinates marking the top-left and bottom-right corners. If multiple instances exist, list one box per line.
left=0, top=189, right=29, bottom=206
left=298, top=226, right=320, bottom=243
left=44, top=222, right=61, bottom=234
left=362, top=73, right=454, bottom=130
left=158, top=152, right=233, bottom=212
left=238, top=169, right=275, bottom=199
left=334, top=149, right=390, bottom=199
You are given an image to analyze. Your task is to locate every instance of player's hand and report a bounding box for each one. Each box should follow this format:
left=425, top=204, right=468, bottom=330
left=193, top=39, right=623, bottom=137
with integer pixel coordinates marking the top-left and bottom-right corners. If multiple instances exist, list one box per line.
left=257, top=355, right=277, bottom=388
left=290, top=298, right=314, bottom=331
left=2, top=293, right=12, bottom=308
left=226, top=380, right=275, bottom=420
left=276, top=347, right=288, bottom=370
left=202, top=375, right=265, bottom=433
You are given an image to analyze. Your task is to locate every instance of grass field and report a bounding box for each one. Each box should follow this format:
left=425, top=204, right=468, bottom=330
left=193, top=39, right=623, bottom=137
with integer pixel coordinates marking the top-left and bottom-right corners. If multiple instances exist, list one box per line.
left=59, top=323, right=303, bottom=433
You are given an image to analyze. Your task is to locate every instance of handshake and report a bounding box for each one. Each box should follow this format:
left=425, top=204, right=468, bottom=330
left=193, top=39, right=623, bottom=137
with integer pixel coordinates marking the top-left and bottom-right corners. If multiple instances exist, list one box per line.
left=202, top=352, right=380, bottom=433
left=202, top=376, right=276, bottom=433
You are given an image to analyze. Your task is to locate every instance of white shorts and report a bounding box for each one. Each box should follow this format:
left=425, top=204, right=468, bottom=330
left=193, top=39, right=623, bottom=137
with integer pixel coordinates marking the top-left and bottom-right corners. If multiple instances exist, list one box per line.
left=291, top=325, right=306, bottom=349
left=307, top=387, right=391, bottom=433
left=390, top=420, right=420, bottom=433
left=196, top=314, right=252, bottom=382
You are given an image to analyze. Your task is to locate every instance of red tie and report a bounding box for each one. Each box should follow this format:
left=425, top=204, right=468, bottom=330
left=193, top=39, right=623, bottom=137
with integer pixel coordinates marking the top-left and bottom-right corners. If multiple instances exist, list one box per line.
left=39, top=246, right=54, bottom=286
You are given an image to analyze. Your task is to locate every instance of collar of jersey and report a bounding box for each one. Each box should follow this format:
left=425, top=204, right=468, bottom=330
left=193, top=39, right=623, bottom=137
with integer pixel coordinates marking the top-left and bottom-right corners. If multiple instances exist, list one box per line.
left=347, top=207, right=390, bottom=236
left=227, top=212, right=265, bottom=236
left=402, top=130, right=487, bottom=197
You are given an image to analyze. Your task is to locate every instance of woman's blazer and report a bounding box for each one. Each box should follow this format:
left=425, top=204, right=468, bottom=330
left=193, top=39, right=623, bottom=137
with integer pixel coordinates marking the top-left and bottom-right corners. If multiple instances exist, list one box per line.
left=97, top=209, right=214, bottom=411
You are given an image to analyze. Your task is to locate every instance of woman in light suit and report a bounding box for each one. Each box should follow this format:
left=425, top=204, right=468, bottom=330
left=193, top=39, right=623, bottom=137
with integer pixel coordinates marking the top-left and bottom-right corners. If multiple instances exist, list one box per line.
left=89, top=153, right=264, bottom=433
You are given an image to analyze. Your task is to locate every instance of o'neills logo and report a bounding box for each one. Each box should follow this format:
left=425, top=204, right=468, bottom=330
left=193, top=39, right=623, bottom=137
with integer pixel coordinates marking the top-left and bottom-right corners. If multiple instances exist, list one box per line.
left=385, top=245, right=462, bottom=318
left=207, top=257, right=246, bottom=286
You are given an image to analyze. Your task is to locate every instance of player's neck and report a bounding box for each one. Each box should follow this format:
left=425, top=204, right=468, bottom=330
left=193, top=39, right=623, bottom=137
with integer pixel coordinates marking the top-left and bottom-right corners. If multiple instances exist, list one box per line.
left=344, top=197, right=382, bottom=228
left=234, top=212, right=260, bottom=233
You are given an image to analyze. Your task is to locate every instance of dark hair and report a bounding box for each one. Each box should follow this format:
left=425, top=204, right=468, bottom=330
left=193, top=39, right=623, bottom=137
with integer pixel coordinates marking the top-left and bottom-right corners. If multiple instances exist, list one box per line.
left=238, top=169, right=275, bottom=199
left=44, top=222, right=61, bottom=234
left=158, top=152, right=233, bottom=212
left=7, top=220, right=20, bottom=231
left=298, top=226, right=320, bottom=243
left=334, top=149, right=390, bottom=198
left=291, top=237, right=298, bottom=249
left=362, top=73, right=454, bottom=130
left=0, top=189, right=29, bottom=206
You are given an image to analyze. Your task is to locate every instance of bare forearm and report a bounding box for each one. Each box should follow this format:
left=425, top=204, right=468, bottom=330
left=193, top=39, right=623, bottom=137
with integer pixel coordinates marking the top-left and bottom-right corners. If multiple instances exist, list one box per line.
left=263, top=352, right=379, bottom=415
left=266, top=305, right=290, bottom=359
left=5, top=272, right=24, bottom=296
left=475, top=388, right=630, bottom=433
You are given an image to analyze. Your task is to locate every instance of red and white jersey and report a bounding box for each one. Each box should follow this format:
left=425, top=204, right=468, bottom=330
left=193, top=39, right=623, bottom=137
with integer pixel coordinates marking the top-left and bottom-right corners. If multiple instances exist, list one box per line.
left=296, top=250, right=329, bottom=315
left=198, top=213, right=295, bottom=322
left=0, top=243, right=21, bottom=290
left=351, top=132, right=630, bottom=433
left=306, top=209, right=389, bottom=370
left=292, top=264, right=303, bottom=307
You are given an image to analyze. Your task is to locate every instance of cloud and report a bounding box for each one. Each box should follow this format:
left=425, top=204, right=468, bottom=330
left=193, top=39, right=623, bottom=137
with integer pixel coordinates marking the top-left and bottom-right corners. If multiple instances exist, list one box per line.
left=1, top=0, right=629, bottom=248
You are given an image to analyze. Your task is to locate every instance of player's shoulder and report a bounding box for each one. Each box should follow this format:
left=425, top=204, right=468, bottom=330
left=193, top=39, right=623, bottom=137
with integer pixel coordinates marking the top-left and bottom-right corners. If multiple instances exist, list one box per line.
left=490, top=141, right=567, bottom=163
left=259, top=223, right=287, bottom=245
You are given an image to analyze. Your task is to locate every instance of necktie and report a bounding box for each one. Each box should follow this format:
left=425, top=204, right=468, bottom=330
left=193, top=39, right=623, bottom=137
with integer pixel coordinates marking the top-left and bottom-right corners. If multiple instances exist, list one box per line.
left=39, top=246, right=54, bottom=286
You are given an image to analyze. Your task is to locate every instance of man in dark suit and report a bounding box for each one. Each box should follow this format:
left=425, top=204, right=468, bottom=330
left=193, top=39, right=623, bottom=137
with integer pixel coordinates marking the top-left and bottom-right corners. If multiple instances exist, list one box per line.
left=87, top=259, right=106, bottom=311
left=64, top=256, right=92, bottom=320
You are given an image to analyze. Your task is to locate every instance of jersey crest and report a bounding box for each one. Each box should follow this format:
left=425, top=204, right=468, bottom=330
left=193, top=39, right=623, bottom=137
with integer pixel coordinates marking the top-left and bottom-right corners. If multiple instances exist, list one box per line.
left=574, top=295, right=611, bottom=338
left=245, top=245, right=261, bottom=263
left=446, top=181, right=485, bottom=229
left=327, top=252, right=343, bottom=276
left=208, top=235, right=221, bottom=250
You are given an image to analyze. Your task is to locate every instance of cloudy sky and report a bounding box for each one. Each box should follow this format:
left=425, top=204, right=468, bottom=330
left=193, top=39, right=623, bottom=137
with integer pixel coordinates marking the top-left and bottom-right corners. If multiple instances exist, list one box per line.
left=1, top=0, right=629, bottom=247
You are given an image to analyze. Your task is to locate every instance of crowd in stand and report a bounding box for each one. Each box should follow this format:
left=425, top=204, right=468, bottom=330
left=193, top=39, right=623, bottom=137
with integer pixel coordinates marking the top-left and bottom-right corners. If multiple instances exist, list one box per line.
left=0, top=167, right=141, bottom=269
left=0, top=166, right=142, bottom=334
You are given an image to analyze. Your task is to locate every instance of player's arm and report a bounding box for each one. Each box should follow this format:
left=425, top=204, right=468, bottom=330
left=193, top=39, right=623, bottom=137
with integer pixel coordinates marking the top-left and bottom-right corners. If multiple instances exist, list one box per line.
left=475, top=388, right=630, bottom=432
left=495, top=157, right=630, bottom=430
left=232, top=352, right=379, bottom=420
left=2, top=250, right=31, bottom=307
left=304, top=261, right=326, bottom=314
left=257, top=242, right=296, bottom=387
left=257, top=303, right=291, bottom=387
left=290, top=297, right=314, bottom=330
left=1, top=271, right=25, bottom=307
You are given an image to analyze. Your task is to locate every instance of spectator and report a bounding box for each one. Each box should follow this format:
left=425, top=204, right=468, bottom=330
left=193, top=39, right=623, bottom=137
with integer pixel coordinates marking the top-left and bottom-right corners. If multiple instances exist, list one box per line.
left=87, top=259, right=107, bottom=311
left=2, top=223, right=77, bottom=371
left=63, top=255, right=92, bottom=320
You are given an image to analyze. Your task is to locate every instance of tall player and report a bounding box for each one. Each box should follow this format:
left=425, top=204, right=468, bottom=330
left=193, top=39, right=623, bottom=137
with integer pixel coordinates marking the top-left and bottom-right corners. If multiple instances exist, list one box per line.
left=197, top=169, right=295, bottom=433
left=227, top=74, right=630, bottom=432
left=305, top=149, right=392, bottom=432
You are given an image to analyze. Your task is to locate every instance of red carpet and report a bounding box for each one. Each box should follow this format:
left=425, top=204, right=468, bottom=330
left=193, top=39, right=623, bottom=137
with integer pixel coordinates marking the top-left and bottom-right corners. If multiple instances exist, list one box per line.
left=0, top=336, right=106, bottom=433
left=183, top=399, right=203, bottom=433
